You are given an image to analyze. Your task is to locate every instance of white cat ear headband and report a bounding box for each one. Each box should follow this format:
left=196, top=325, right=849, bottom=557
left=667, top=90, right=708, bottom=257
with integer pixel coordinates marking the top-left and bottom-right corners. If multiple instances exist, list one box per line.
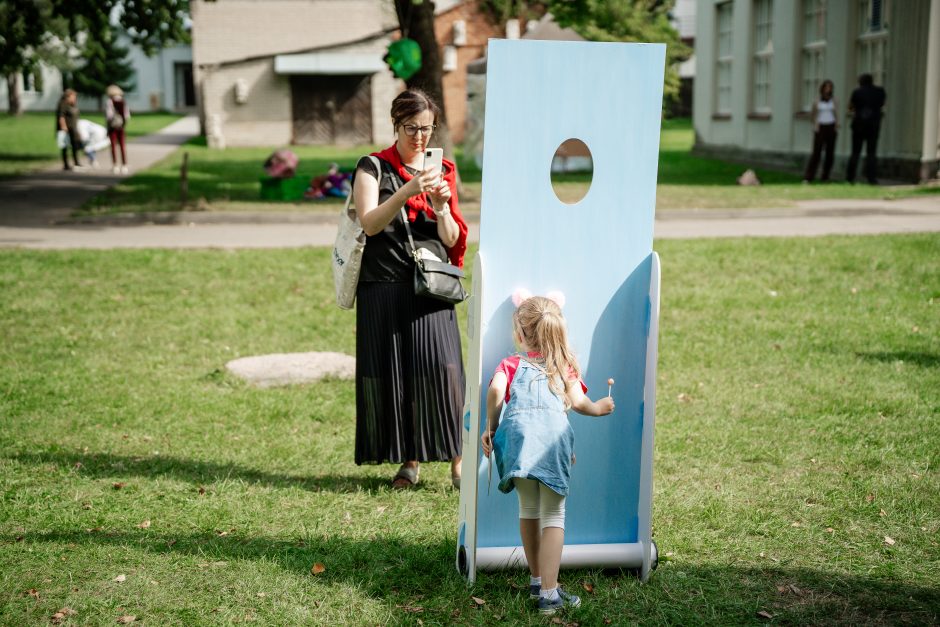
left=511, top=288, right=566, bottom=309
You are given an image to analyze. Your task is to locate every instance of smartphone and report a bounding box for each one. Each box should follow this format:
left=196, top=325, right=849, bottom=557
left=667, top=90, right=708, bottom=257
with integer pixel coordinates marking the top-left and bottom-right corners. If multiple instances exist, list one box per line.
left=423, top=147, right=444, bottom=182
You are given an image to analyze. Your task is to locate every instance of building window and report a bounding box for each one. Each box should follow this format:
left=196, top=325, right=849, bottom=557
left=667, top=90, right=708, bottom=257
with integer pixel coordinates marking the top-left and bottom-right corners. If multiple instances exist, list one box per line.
left=751, top=0, right=773, bottom=114
left=857, top=0, right=889, bottom=86
left=715, top=2, right=733, bottom=115
left=800, top=0, right=826, bottom=111
left=21, top=67, right=43, bottom=94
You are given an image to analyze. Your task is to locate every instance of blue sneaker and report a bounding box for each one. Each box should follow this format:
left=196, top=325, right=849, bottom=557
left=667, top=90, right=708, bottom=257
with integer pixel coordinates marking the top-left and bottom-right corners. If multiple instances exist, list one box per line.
left=538, top=586, right=581, bottom=614
left=529, top=583, right=540, bottom=600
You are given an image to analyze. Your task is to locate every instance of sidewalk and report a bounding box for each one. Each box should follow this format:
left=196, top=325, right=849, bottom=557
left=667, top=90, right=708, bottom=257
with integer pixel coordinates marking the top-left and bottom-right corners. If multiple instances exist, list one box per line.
left=0, top=115, right=200, bottom=228
left=0, top=114, right=937, bottom=248
left=1, top=196, right=937, bottom=249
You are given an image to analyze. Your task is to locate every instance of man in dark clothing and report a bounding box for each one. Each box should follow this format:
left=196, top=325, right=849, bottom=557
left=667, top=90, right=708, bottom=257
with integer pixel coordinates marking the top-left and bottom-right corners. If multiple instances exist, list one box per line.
left=846, top=73, right=887, bottom=184
left=56, top=89, right=82, bottom=170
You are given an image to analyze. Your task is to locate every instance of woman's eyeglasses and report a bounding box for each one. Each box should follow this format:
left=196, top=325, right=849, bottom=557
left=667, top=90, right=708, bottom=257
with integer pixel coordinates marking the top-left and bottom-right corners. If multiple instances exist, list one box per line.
left=402, top=124, right=436, bottom=137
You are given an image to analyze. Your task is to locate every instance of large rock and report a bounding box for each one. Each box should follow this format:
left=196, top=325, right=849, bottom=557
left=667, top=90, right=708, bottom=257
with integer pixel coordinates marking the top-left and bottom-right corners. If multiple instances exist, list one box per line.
left=225, top=352, right=354, bottom=388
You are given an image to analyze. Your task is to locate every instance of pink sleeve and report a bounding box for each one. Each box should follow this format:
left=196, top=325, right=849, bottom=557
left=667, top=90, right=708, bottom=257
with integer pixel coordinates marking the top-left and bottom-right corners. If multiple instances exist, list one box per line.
left=491, top=356, right=520, bottom=403
left=567, top=367, right=588, bottom=393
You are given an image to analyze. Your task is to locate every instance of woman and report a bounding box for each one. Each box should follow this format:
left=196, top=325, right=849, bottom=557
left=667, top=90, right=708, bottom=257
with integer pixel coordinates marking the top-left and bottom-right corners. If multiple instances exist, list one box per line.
left=803, top=79, right=838, bottom=183
left=105, top=84, right=130, bottom=174
left=352, top=89, right=468, bottom=489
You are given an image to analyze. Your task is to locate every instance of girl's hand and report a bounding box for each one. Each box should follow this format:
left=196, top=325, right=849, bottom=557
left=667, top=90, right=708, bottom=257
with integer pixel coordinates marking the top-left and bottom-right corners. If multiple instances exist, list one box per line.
left=404, top=167, right=442, bottom=199
left=481, top=430, right=494, bottom=457
left=596, top=396, right=615, bottom=416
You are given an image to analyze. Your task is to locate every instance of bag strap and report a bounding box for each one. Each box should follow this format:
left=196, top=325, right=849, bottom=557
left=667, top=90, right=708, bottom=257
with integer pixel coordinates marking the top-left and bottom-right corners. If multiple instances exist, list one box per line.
left=376, top=160, right=418, bottom=260
left=399, top=206, right=417, bottom=259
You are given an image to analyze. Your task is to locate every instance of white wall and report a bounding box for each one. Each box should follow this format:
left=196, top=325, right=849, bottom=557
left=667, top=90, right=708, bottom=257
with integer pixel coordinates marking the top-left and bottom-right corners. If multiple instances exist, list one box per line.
left=0, top=37, right=192, bottom=113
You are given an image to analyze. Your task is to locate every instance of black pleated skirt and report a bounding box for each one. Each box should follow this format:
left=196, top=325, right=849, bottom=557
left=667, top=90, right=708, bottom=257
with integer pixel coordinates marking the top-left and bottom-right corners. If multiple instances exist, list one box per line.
left=354, top=282, right=465, bottom=465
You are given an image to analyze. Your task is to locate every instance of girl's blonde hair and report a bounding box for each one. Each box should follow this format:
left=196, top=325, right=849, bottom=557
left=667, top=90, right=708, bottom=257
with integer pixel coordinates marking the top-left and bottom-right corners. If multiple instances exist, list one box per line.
left=513, top=296, right=580, bottom=408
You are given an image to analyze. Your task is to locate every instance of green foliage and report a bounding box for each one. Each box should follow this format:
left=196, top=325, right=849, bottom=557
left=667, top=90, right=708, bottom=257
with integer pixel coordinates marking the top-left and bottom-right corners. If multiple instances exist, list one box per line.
left=115, top=0, right=190, bottom=56
left=0, top=0, right=188, bottom=78
left=480, top=0, right=542, bottom=23
left=71, top=27, right=137, bottom=101
left=0, top=0, right=51, bottom=74
left=546, top=0, right=690, bottom=103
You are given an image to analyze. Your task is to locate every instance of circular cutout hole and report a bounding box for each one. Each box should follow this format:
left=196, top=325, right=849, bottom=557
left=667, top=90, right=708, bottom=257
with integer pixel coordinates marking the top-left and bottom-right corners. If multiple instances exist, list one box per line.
left=550, top=138, right=593, bottom=205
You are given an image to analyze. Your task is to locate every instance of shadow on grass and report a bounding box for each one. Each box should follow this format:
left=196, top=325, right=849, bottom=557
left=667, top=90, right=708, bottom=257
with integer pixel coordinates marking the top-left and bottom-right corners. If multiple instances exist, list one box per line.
left=5, top=531, right=464, bottom=608
left=855, top=351, right=940, bottom=368
left=4, top=530, right=939, bottom=624
left=5, top=450, right=404, bottom=494
left=0, top=151, right=55, bottom=161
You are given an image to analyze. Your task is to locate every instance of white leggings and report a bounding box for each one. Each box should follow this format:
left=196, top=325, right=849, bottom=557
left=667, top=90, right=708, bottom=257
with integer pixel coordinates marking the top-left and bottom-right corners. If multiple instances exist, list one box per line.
left=513, top=478, right=566, bottom=530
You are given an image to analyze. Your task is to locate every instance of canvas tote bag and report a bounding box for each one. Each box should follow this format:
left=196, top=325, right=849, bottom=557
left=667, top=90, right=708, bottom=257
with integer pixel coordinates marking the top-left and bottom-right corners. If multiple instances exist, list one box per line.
left=332, top=155, right=380, bottom=309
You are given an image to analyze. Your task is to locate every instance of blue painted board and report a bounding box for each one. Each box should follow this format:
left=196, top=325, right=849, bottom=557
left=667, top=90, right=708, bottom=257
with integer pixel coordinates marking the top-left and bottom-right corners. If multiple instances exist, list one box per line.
left=474, top=39, right=665, bottom=550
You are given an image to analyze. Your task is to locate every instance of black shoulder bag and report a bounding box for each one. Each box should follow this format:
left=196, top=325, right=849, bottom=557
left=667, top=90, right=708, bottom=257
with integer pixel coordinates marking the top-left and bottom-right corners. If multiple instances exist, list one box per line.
left=381, top=160, right=467, bottom=305
left=400, top=206, right=468, bottom=305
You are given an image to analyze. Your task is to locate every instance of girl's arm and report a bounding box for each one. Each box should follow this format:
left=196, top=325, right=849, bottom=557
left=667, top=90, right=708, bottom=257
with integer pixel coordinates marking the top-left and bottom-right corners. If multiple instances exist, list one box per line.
left=567, top=380, right=615, bottom=417
left=481, top=372, right=508, bottom=456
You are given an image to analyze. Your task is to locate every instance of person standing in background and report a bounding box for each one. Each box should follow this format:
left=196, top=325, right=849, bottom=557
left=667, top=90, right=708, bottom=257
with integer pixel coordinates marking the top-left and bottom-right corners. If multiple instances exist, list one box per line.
left=56, top=89, right=82, bottom=170
left=105, top=84, right=130, bottom=175
left=846, top=73, right=887, bottom=184
left=803, top=80, right=838, bottom=183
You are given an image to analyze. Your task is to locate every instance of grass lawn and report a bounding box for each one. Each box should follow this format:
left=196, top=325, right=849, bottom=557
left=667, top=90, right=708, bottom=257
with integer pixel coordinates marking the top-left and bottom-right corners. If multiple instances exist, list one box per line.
left=80, top=137, right=376, bottom=216
left=76, top=118, right=939, bottom=217
left=0, top=112, right=183, bottom=177
left=2, top=234, right=938, bottom=625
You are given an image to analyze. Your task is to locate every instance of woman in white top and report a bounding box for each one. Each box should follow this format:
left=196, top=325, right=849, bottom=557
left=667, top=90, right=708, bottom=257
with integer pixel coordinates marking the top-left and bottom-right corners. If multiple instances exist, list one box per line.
left=803, top=80, right=838, bottom=183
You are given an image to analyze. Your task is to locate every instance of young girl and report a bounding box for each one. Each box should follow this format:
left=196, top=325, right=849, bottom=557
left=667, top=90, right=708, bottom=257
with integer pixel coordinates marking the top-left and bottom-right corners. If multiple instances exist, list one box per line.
left=481, top=293, right=614, bottom=615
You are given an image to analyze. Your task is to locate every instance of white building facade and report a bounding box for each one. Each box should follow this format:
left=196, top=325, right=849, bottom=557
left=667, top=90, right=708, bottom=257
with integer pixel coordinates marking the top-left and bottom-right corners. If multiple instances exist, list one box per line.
left=0, top=38, right=194, bottom=113
left=693, top=0, right=940, bottom=182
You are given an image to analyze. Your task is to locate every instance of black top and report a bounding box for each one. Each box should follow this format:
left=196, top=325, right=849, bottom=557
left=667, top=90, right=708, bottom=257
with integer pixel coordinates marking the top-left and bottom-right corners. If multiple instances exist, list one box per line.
left=850, top=84, right=886, bottom=128
left=356, top=156, right=448, bottom=283
left=55, top=99, right=79, bottom=132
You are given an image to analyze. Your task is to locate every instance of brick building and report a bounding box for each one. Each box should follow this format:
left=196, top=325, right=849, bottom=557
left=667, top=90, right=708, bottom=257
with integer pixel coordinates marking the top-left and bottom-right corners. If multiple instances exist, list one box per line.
left=433, top=2, right=503, bottom=143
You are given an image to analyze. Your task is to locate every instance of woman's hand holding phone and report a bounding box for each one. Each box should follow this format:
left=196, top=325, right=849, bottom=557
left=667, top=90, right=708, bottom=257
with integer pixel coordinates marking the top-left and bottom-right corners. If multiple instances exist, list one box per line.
left=405, top=169, right=440, bottom=198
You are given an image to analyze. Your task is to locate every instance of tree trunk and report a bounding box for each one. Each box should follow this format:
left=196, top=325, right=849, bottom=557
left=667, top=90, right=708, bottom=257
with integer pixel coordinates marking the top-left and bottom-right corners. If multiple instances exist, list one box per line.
left=7, top=73, right=22, bottom=116
left=394, top=0, right=455, bottom=163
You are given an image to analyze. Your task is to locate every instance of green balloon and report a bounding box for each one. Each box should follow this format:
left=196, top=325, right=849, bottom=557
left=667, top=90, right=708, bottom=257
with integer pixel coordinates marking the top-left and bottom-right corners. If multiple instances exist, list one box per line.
left=385, top=39, right=422, bottom=80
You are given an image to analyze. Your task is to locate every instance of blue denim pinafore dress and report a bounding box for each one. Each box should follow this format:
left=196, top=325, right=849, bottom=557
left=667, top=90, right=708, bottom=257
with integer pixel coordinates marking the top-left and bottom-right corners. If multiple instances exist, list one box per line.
left=493, top=358, right=575, bottom=496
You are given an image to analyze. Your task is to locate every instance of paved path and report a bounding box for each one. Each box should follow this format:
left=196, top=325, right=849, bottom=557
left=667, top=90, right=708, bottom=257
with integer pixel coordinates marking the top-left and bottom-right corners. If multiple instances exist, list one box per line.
left=0, top=114, right=937, bottom=248
left=653, top=197, right=940, bottom=239
left=1, top=197, right=937, bottom=249
left=0, top=116, right=200, bottom=228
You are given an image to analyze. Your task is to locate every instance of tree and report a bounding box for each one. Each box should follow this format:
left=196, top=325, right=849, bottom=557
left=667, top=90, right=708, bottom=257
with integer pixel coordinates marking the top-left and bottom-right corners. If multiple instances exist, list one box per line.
left=543, top=0, right=690, bottom=105
left=0, top=0, right=55, bottom=114
left=482, top=0, right=690, bottom=107
left=0, top=0, right=189, bottom=114
left=71, top=27, right=137, bottom=109
left=392, top=0, right=456, bottom=162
